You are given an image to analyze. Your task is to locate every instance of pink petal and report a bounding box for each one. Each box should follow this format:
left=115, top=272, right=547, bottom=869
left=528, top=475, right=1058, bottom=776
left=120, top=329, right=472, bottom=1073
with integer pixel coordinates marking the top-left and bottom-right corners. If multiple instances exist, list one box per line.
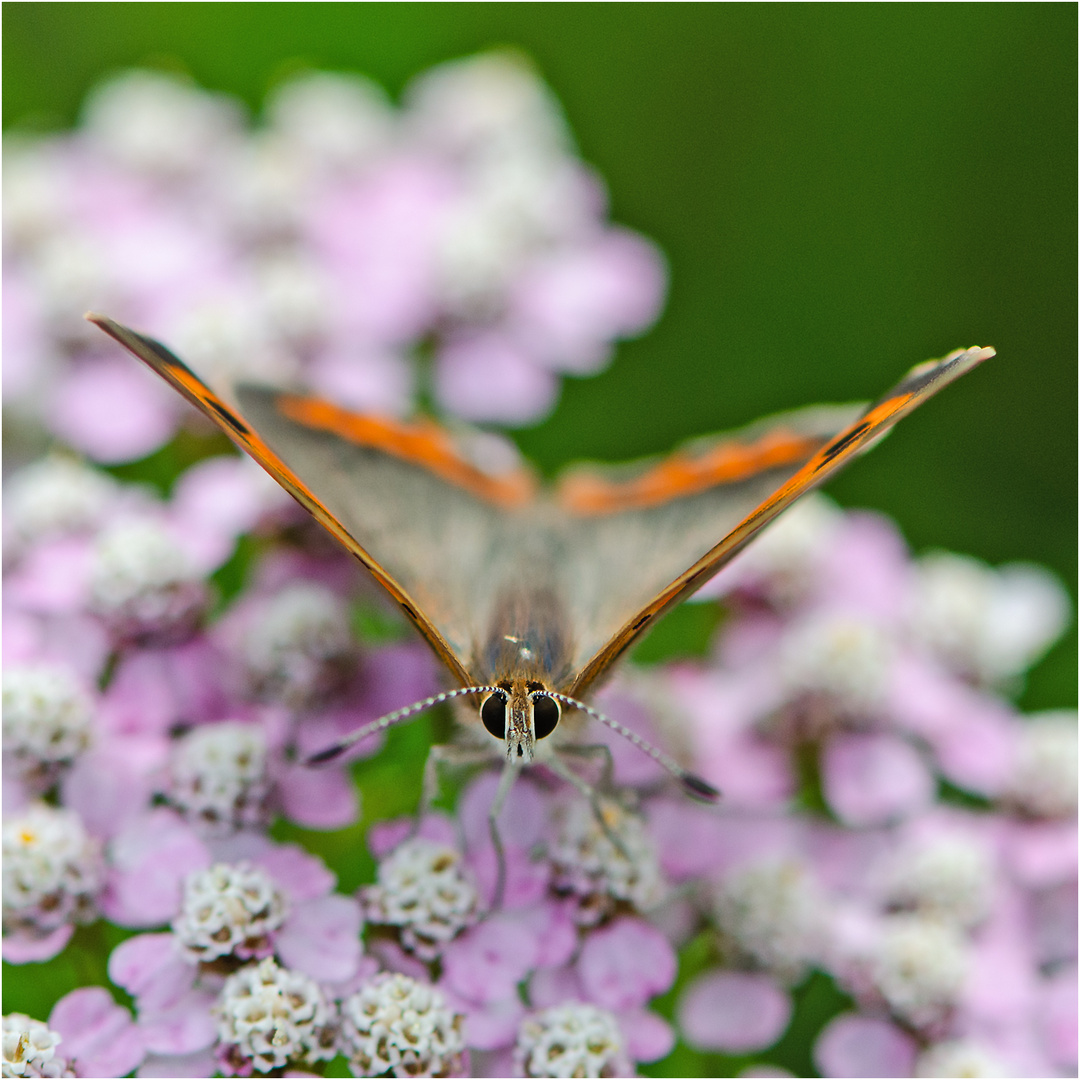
left=440, top=987, right=525, bottom=1052
left=528, top=965, right=584, bottom=1009
left=468, top=843, right=550, bottom=911
left=1001, top=820, right=1079, bottom=889
left=62, top=744, right=160, bottom=840
left=1, top=924, right=74, bottom=964
left=366, top=813, right=457, bottom=859
left=814, top=1013, right=917, bottom=1078
left=169, top=456, right=282, bottom=569
left=511, top=229, right=666, bottom=372
left=276, top=759, right=360, bottom=829
left=928, top=700, right=1019, bottom=796
left=48, top=357, right=178, bottom=463
left=102, top=810, right=210, bottom=927
left=442, top=913, right=540, bottom=1005
left=275, top=894, right=363, bottom=983
left=49, top=986, right=146, bottom=1079
left=308, top=345, right=414, bottom=416
left=137, top=989, right=218, bottom=1056
left=108, top=933, right=195, bottom=1009
left=4, top=537, right=94, bottom=614
left=435, top=333, right=558, bottom=426
left=136, top=1048, right=218, bottom=1078
left=243, top=838, right=336, bottom=901
left=678, top=971, right=791, bottom=1054
left=1040, top=965, right=1079, bottom=1070
left=577, top=917, right=676, bottom=1012
left=531, top=901, right=579, bottom=969
left=459, top=772, right=551, bottom=854
left=822, top=732, right=935, bottom=826
left=619, top=1007, right=675, bottom=1062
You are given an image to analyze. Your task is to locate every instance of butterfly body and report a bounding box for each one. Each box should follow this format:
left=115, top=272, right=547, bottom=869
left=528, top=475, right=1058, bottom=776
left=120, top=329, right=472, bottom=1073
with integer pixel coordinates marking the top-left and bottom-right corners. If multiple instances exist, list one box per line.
left=88, top=313, right=992, bottom=778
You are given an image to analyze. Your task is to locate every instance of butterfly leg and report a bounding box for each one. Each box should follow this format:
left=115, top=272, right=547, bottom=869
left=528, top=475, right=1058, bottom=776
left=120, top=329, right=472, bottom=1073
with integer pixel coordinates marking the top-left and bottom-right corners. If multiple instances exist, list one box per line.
left=418, top=742, right=493, bottom=824
left=487, top=759, right=523, bottom=911
left=544, top=753, right=632, bottom=862
left=556, top=742, right=616, bottom=792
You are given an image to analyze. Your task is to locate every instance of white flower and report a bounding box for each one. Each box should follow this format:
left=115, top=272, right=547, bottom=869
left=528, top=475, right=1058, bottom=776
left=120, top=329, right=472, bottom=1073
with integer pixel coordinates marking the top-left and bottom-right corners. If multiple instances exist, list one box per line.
left=909, top=552, right=1069, bottom=683
left=364, top=838, right=478, bottom=961
left=1, top=1014, right=72, bottom=1079
left=878, top=833, right=994, bottom=930
left=549, top=798, right=665, bottom=922
left=2, top=805, right=102, bottom=938
left=172, top=863, right=288, bottom=963
left=4, top=457, right=117, bottom=552
left=514, top=1004, right=628, bottom=1079
left=2, top=666, right=93, bottom=778
left=169, top=722, right=271, bottom=836
left=88, top=518, right=208, bottom=643
left=241, top=583, right=355, bottom=708
left=870, top=915, right=967, bottom=1029
left=1006, top=710, right=1078, bottom=818
left=914, top=1039, right=1008, bottom=1078
left=713, top=859, right=824, bottom=983
left=215, top=957, right=336, bottom=1074
left=265, top=71, right=394, bottom=171
left=339, top=973, right=465, bottom=1078
left=81, top=69, right=243, bottom=176
left=778, top=610, right=892, bottom=716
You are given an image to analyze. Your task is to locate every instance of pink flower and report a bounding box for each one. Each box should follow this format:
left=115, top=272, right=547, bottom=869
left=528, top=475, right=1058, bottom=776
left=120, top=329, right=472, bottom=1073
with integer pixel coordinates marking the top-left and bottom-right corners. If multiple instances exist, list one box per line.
left=813, top=1013, right=917, bottom=1078
left=821, top=732, right=936, bottom=826
left=678, top=970, right=792, bottom=1053
left=49, top=986, right=146, bottom=1079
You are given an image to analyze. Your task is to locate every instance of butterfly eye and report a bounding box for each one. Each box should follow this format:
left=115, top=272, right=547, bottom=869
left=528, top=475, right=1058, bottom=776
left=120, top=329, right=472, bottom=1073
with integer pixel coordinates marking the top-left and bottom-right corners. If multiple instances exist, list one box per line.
left=480, top=692, right=507, bottom=740
left=531, top=694, right=560, bottom=739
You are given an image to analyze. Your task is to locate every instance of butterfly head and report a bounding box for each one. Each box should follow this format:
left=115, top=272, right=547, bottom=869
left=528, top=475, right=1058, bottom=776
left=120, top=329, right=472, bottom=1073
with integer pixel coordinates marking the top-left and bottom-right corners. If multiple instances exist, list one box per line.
left=479, top=680, right=561, bottom=764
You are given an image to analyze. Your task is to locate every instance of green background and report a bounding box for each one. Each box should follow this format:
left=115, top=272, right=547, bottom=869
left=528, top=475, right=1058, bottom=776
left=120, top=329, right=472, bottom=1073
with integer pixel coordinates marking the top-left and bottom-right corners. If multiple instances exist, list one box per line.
left=3, top=6, right=1076, bottom=1074
left=7, top=3, right=1075, bottom=707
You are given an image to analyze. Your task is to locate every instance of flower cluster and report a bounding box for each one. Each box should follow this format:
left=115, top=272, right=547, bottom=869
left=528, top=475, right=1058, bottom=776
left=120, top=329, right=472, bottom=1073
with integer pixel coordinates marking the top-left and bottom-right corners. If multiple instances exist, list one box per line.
left=653, top=494, right=1077, bottom=1076
left=3, top=57, right=1076, bottom=1080
left=4, top=53, right=665, bottom=466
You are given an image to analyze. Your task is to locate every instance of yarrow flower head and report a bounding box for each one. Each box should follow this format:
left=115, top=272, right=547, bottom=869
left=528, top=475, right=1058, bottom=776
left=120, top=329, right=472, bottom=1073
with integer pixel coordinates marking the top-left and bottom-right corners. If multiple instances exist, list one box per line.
left=364, top=837, right=480, bottom=961
left=909, top=551, right=1069, bottom=685
left=339, top=972, right=467, bottom=1078
left=2, top=804, right=103, bottom=947
left=215, top=956, right=336, bottom=1076
left=2, top=666, right=92, bottom=791
left=867, top=914, right=968, bottom=1031
left=1005, top=710, right=1078, bottom=819
left=239, top=583, right=355, bottom=709
left=712, top=859, right=824, bottom=983
left=172, top=862, right=288, bottom=964
left=88, top=518, right=209, bottom=645
left=1, top=1014, right=73, bottom=1079
left=914, top=1039, right=1009, bottom=1078
left=168, top=722, right=272, bottom=836
left=877, top=833, right=994, bottom=930
left=513, top=1003, right=630, bottom=1079
left=2, top=456, right=118, bottom=556
left=548, top=797, right=665, bottom=923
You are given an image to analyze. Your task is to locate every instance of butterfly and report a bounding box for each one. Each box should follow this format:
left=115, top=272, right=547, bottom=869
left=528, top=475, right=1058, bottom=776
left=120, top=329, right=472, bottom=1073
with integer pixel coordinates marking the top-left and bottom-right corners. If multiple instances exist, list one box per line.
left=88, top=313, right=992, bottom=808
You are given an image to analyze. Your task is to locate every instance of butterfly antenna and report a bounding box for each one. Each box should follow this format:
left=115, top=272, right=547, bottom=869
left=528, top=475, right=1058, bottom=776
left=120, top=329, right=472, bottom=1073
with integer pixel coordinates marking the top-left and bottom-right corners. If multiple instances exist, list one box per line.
left=305, top=686, right=501, bottom=765
left=545, top=692, right=721, bottom=803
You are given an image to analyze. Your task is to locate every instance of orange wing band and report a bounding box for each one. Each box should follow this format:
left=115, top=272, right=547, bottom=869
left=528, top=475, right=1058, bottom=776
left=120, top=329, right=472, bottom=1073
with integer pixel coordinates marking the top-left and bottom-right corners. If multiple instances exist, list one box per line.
left=278, top=396, right=536, bottom=508
left=558, top=428, right=821, bottom=515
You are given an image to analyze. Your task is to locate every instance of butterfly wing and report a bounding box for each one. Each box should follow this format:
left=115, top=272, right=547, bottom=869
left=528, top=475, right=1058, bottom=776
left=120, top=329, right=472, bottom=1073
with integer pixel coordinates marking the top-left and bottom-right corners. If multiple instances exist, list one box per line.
left=558, top=346, right=994, bottom=697
left=87, top=313, right=539, bottom=688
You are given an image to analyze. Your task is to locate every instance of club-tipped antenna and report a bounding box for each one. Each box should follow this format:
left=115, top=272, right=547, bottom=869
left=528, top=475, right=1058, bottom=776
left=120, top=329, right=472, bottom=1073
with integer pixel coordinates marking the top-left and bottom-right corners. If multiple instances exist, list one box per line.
left=544, top=691, right=721, bottom=803
left=305, top=686, right=501, bottom=765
